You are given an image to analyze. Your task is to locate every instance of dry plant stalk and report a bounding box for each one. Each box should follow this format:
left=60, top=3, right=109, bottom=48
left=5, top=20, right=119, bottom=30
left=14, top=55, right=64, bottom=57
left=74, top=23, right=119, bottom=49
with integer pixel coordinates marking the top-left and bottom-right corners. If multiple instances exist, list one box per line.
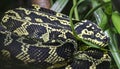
left=32, top=0, right=51, bottom=9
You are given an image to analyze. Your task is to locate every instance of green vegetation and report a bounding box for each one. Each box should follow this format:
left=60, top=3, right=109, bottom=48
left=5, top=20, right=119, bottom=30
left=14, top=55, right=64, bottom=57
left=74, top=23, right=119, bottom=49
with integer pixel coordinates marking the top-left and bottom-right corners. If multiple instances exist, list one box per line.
left=53, top=0, right=120, bottom=69
left=0, top=0, right=120, bottom=69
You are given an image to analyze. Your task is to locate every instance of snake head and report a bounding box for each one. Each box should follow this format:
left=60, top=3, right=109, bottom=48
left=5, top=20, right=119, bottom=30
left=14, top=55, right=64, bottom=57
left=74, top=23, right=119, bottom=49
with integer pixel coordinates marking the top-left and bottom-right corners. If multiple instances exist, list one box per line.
left=74, top=20, right=109, bottom=47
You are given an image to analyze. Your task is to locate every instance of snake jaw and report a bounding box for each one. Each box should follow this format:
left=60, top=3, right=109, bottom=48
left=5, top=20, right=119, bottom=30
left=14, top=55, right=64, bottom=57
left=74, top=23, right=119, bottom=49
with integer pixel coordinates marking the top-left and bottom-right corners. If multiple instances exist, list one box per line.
left=75, top=20, right=109, bottom=47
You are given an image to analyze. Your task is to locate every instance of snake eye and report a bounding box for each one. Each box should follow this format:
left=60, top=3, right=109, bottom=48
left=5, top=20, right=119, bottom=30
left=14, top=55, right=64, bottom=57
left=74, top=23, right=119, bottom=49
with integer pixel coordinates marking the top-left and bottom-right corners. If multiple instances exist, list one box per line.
left=84, top=29, right=88, bottom=34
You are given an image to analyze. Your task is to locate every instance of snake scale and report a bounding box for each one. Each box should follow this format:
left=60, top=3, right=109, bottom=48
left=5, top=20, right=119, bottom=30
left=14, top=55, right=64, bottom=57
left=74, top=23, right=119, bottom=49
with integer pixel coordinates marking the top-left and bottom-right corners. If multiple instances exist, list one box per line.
left=0, top=4, right=111, bottom=69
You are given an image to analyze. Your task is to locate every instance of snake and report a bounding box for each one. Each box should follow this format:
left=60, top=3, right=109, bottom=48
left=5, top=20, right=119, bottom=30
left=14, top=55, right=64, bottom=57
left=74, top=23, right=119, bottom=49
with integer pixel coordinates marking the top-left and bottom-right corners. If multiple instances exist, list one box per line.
left=0, top=4, right=111, bottom=69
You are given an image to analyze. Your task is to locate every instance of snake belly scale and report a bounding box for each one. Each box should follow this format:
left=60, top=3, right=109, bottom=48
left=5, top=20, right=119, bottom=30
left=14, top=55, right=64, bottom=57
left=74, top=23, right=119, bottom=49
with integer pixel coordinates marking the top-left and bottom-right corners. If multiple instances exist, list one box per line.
left=0, top=4, right=111, bottom=69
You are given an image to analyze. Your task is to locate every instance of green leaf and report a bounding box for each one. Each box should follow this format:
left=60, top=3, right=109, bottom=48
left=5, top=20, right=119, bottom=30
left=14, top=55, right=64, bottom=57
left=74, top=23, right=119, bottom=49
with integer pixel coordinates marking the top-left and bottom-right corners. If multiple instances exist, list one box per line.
left=112, top=11, right=120, bottom=34
left=91, top=0, right=108, bottom=30
left=103, top=0, right=112, bottom=15
left=106, top=29, right=120, bottom=69
left=98, top=13, right=108, bottom=30
left=84, top=1, right=110, bottom=19
left=51, top=0, right=69, bottom=12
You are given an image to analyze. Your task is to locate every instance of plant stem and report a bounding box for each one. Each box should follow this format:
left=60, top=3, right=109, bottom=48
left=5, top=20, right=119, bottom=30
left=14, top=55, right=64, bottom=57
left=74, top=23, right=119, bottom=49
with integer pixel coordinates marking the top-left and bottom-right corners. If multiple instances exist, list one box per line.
left=73, top=0, right=79, bottom=20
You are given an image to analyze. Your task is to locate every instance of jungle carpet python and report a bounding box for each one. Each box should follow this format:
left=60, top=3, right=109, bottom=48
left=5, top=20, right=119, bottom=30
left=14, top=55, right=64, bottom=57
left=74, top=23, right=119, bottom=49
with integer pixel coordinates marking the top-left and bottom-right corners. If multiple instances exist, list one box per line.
left=0, top=4, right=111, bottom=69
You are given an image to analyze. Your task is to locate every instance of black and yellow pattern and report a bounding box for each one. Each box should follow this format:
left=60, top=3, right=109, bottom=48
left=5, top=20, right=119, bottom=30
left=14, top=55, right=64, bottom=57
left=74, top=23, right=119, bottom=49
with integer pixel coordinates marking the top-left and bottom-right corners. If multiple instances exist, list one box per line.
left=0, top=4, right=111, bottom=69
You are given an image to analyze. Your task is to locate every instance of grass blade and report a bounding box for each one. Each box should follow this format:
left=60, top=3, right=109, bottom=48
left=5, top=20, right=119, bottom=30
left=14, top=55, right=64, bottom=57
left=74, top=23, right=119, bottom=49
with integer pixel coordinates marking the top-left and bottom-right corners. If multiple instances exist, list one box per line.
left=51, top=0, right=69, bottom=12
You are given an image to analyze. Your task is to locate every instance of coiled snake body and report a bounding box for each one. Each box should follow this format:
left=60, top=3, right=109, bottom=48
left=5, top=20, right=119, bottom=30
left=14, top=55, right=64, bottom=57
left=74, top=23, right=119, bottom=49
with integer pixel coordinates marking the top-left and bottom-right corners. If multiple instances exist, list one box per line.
left=0, top=4, right=111, bottom=69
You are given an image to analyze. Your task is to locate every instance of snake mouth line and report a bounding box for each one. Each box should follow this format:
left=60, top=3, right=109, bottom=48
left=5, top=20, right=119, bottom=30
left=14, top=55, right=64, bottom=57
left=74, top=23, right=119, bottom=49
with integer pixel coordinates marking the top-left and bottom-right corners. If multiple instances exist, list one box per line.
left=82, top=38, right=107, bottom=47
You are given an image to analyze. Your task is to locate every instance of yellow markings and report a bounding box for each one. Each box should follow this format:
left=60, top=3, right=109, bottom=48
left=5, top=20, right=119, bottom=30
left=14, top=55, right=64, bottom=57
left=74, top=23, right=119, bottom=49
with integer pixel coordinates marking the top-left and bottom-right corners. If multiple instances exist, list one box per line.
left=95, top=33, right=101, bottom=37
left=49, top=16, right=58, bottom=20
left=89, top=54, right=111, bottom=69
left=42, top=23, right=72, bottom=39
left=2, top=10, right=21, bottom=23
left=2, top=15, right=10, bottom=23
left=86, top=23, right=92, bottom=28
left=54, top=29, right=69, bottom=39
left=14, top=21, right=32, bottom=36
left=100, top=31, right=103, bottom=33
left=4, top=32, right=13, bottom=46
left=1, top=49, right=11, bottom=58
left=76, top=52, right=111, bottom=69
left=95, top=33, right=106, bottom=40
left=92, top=27, right=95, bottom=29
left=58, top=33, right=67, bottom=39
left=45, top=47, right=64, bottom=63
left=52, top=40, right=55, bottom=42
left=14, top=27, right=29, bottom=36
left=32, top=10, right=70, bottom=25
left=17, top=7, right=31, bottom=15
left=60, top=20, right=69, bottom=25
left=35, top=18, right=43, bottom=22
left=32, top=4, right=41, bottom=11
left=6, top=10, right=21, bottom=19
left=90, top=64, right=96, bottom=69
left=16, top=52, right=35, bottom=63
left=81, top=29, right=94, bottom=36
left=42, top=32, right=50, bottom=42
left=21, top=45, right=30, bottom=54
left=41, top=24, right=50, bottom=42
left=56, top=13, right=64, bottom=17
left=86, top=37, right=104, bottom=46
left=82, top=20, right=88, bottom=22
left=21, top=21, right=32, bottom=28
left=77, top=29, right=107, bottom=46
left=33, top=11, right=49, bottom=18
left=16, top=38, right=36, bottom=63
left=102, top=54, right=111, bottom=61
left=74, top=22, right=84, bottom=29
left=65, top=65, right=72, bottom=69
left=24, top=17, right=31, bottom=21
